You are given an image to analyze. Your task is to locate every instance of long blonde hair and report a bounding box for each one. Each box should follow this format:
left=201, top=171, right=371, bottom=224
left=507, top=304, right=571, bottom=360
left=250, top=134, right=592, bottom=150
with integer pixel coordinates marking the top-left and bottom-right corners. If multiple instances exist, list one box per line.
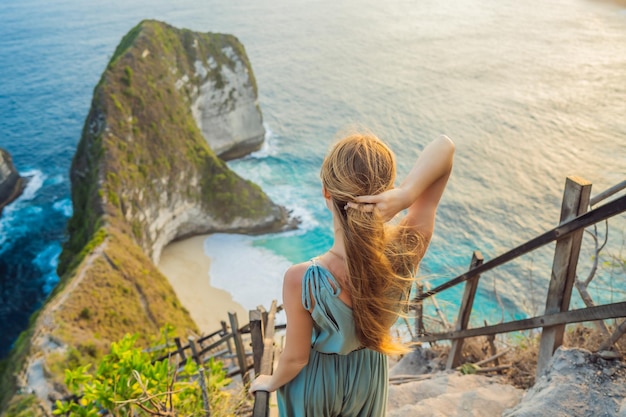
left=321, top=133, right=425, bottom=354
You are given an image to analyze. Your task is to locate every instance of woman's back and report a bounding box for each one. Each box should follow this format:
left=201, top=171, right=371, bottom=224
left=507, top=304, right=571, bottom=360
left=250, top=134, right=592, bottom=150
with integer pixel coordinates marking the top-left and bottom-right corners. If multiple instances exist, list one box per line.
left=278, top=259, right=388, bottom=416
left=303, top=258, right=360, bottom=354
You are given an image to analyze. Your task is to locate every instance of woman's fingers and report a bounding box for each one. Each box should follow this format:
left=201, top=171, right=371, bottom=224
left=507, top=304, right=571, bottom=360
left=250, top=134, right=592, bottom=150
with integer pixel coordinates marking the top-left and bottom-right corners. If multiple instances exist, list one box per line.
left=354, top=194, right=382, bottom=204
left=345, top=202, right=376, bottom=212
left=346, top=194, right=383, bottom=211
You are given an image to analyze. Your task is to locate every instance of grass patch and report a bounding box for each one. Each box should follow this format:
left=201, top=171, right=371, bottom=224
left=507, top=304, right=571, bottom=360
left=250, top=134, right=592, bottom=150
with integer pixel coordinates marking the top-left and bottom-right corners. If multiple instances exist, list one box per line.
left=2, top=394, right=46, bottom=417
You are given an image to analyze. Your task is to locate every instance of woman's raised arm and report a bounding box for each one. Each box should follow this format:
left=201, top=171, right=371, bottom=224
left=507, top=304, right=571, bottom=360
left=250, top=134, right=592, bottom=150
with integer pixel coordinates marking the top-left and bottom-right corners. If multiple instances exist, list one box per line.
left=348, top=134, right=454, bottom=239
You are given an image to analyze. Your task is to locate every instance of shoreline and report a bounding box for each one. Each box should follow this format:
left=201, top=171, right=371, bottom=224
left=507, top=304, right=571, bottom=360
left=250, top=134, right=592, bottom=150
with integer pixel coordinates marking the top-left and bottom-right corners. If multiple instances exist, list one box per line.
left=157, top=234, right=248, bottom=332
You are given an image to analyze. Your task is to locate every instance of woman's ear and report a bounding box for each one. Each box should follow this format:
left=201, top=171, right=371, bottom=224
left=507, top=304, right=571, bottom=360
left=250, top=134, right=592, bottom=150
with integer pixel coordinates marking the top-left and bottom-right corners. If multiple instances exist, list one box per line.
left=322, top=186, right=331, bottom=200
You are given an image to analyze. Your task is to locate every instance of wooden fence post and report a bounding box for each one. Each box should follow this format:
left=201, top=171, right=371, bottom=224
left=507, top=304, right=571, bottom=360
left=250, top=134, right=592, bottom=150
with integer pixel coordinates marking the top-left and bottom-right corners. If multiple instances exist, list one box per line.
left=250, top=309, right=264, bottom=377
left=415, top=280, right=424, bottom=338
left=174, top=337, right=186, bottom=366
left=188, top=337, right=211, bottom=417
left=221, top=320, right=234, bottom=356
left=485, top=320, right=499, bottom=366
left=228, top=312, right=250, bottom=385
left=446, top=251, right=484, bottom=370
left=252, top=301, right=278, bottom=417
left=536, top=176, right=591, bottom=377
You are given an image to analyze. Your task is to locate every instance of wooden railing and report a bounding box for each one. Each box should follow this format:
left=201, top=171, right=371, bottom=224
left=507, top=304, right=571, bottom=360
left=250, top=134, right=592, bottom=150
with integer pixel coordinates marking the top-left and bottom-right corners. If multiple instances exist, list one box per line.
left=147, top=300, right=285, bottom=417
left=249, top=301, right=279, bottom=417
left=413, top=176, right=626, bottom=377
left=154, top=312, right=254, bottom=383
left=151, top=303, right=282, bottom=417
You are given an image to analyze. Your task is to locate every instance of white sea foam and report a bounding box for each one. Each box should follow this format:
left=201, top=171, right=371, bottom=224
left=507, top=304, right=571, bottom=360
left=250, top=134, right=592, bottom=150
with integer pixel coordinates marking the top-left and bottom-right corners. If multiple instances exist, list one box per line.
left=0, top=226, right=9, bottom=251
left=52, top=198, right=73, bottom=217
left=0, top=171, right=46, bottom=251
left=279, top=185, right=322, bottom=233
left=18, top=170, right=45, bottom=201
left=228, top=137, right=322, bottom=234
left=248, top=123, right=279, bottom=158
left=33, top=243, right=61, bottom=294
left=42, top=271, right=60, bottom=294
left=203, top=233, right=291, bottom=322
left=33, top=243, right=61, bottom=271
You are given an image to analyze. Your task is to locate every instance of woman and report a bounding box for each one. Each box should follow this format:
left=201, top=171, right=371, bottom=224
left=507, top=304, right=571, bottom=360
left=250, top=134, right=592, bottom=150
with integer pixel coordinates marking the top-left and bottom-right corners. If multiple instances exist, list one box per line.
left=249, top=133, right=455, bottom=416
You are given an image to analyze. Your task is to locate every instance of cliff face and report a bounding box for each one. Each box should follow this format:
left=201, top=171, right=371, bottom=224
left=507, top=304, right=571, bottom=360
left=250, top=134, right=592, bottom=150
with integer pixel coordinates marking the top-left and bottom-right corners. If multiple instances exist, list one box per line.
left=0, top=148, right=23, bottom=215
left=61, top=19, right=292, bottom=268
left=0, top=20, right=294, bottom=414
left=191, top=44, right=266, bottom=160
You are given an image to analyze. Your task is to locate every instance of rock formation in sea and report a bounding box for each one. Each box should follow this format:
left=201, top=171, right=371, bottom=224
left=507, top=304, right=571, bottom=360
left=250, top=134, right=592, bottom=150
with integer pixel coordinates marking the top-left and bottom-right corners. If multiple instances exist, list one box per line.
left=0, top=20, right=295, bottom=415
left=0, top=148, right=24, bottom=215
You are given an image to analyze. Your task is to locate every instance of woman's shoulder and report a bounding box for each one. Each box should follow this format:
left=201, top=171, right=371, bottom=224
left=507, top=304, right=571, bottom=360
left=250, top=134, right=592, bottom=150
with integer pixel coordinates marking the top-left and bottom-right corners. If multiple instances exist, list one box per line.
left=283, top=261, right=313, bottom=289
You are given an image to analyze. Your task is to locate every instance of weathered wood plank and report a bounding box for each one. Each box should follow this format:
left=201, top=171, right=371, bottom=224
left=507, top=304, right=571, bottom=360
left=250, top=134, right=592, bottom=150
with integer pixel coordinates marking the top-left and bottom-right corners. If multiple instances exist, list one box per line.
left=197, top=327, right=226, bottom=345
left=590, top=179, right=626, bottom=206
left=260, top=301, right=277, bottom=375
left=197, top=334, right=234, bottom=358
left=189, top=337, right=211, bottom=417
left=446, top=251, right=484, bottom=370
left=152, top=337, right=190, bottom=363
left=249, top=309, right=264, bottom=377
left=537, top=177, right=591, bottom=377
left=175, top=337, right=187, bottom=362
left=221, top=320, right=234, bottom=355
left=252, top=301, right=278, bottom=417
left=229, top=312, right=250, bottom=385
left=415, top=280, right=424, bottom=337
left=417, top=301, right=626, bottom=342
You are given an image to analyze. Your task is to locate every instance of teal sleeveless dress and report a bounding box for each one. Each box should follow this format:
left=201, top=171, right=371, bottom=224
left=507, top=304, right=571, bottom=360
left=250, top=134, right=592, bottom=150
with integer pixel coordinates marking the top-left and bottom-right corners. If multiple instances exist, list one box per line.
left=277, top=259, right=388, bottom=417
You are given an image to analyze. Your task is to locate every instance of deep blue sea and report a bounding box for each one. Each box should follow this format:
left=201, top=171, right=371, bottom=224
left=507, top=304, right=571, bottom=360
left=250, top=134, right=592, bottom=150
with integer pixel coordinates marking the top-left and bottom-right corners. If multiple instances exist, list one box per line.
left=1, top=0, right=625, bottom=357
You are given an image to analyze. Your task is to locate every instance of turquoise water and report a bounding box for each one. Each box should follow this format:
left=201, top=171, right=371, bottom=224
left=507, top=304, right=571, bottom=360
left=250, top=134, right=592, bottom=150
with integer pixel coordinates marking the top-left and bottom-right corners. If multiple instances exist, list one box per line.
left=1, top=0, right=625, bottom=356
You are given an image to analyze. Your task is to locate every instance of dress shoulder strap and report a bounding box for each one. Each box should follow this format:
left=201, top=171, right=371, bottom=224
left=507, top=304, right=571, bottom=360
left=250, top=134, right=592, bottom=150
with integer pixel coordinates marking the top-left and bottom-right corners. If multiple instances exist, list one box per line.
left=301, top=258, right=341, bottom=310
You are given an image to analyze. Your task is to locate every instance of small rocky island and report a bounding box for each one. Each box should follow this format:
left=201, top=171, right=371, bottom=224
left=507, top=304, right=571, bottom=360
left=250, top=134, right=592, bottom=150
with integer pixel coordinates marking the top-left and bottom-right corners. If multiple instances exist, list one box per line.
left=0, top=20, right=295, bottom=415
left=0, top=148, right=24, bottom=215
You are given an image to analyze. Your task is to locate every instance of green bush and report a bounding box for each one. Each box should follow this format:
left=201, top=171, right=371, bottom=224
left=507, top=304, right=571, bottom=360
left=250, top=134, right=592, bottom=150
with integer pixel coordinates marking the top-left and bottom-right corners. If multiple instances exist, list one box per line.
left=53, top=330, right=236, bottom=416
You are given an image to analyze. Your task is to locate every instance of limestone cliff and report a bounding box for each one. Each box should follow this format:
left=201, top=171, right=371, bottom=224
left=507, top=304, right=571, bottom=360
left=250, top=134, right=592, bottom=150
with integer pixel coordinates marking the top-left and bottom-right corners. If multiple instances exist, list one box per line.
left=0, top=148, right=23, bottom=215
left=191, top=41, right=266, bottom=160
left=0, top=20, right=294, bottom=415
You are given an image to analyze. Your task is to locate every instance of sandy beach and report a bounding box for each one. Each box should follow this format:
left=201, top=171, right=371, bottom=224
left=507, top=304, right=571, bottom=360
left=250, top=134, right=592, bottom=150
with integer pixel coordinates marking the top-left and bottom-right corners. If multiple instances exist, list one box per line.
left=157, top=235, right=248, bottom=333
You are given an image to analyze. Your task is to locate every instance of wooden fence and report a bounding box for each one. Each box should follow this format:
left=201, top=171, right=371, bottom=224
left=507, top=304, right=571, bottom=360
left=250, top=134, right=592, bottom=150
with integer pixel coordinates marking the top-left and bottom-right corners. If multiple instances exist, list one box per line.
left=59, top=309, right=267, bottom=416
left=413, top=177, right=626, bottom=377
left=249, top=301, right=280, bottom=417
left=149, top=302, right=281, bottom=417
left=154, top=312, right=254, bottom=384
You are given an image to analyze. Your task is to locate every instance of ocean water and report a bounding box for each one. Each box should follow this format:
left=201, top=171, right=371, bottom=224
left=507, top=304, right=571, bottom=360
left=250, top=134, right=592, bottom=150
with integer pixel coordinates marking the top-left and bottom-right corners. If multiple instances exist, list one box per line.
left=1, top=0, right=625, bottom=357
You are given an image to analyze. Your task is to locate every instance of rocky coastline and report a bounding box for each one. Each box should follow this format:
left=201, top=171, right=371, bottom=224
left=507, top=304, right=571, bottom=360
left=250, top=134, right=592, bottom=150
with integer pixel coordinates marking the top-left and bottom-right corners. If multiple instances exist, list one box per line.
left=0, top=20, right=296, bottom=415
left=0, top=148, right=24, bottom=215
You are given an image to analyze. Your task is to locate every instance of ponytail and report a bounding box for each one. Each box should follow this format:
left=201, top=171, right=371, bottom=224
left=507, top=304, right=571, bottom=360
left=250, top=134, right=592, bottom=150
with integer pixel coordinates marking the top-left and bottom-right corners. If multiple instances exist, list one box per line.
left=321, top=134, right=425, bottom=354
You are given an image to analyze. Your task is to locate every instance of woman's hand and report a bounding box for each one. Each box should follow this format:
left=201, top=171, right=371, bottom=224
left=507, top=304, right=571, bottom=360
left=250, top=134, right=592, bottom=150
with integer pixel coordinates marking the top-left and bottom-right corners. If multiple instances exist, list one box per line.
left=346, top=188, right=409, bottom=222
left=249, top=374, right=275, bottom=394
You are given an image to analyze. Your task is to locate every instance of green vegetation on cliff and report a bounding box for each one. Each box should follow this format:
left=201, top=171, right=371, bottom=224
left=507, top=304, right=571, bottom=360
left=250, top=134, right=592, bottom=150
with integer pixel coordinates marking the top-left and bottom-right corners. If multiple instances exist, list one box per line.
left=54, top=330, right=241, bottom=416
left=1, top=20, right=290, bottom=414
left=59, top=20, right=276, bottom=275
